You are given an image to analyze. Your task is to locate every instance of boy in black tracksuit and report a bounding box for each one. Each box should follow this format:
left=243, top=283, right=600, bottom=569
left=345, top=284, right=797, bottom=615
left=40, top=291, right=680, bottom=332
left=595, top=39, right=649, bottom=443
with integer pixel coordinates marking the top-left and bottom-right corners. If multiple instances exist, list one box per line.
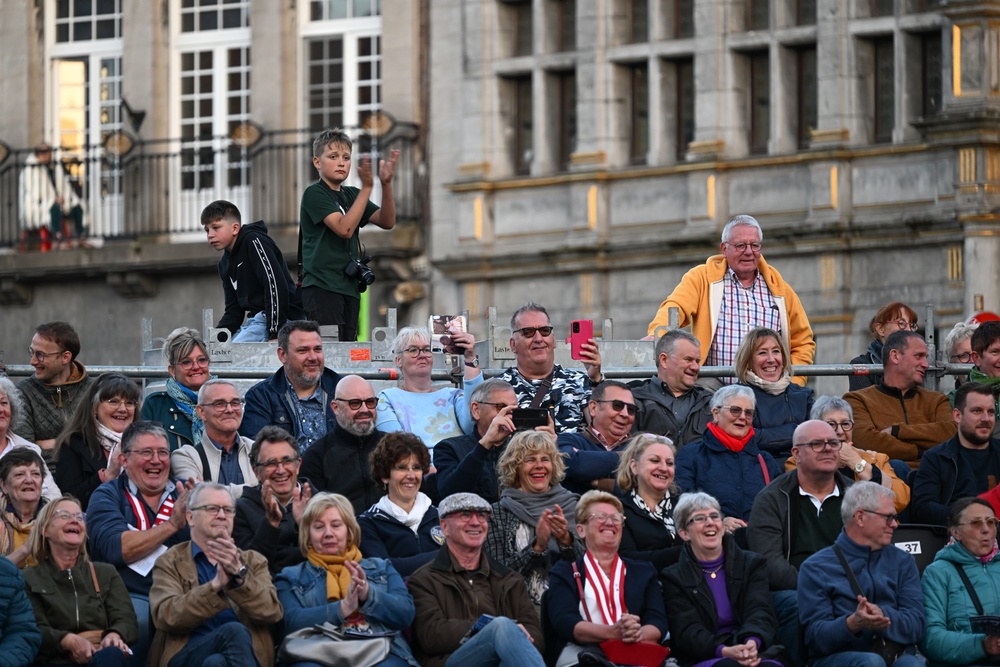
left=202, top=199, right=303, bottom=342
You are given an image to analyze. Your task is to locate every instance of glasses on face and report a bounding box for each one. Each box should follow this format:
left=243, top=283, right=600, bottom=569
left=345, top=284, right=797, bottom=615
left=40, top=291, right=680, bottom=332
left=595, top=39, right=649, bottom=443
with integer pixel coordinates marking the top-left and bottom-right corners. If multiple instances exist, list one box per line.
left=799, top=439, right=844, bottom=452
left=259, top=456, right=299, bottom=471
left=826, top=420, right=854, bottom=433
left=478, top=402, right=517, bottom=412
left=104, top=398, right=138, bottom=410
left=891, top=319, right=918, bottom=331
left=727, top=242, right=762, bottom=254
left=125, top=448, right=170, bottom=461
left=593, top=399, right=638, bottom=416
left=176, top=355, right=209, bottom=370
left=201, top=399, right=245, bottom=412
left=28, top=347, right=65, bottom=361
left=392, top=464, right=423, bottom=474
left=191, top=504, right=236, bottom=517
left=587, top=512, right=625, bottom=526
left=52, top=510, right=86, bottom=522
left=960, top=517, right=999, bottom=530
left=452, top=510, right=490, bottom=522
left=721, top=405, right=755, bottom=419
left=403, top=346, right=433, bottom=358
left=686, top=511, right=722, bottom=527
left=951, top=352, right=973, bottom=364
left=862, top=509, right=900, bottom=525
left=335, top=397, right=378, bottom=410
left=513, top=326, right=554, bottom=338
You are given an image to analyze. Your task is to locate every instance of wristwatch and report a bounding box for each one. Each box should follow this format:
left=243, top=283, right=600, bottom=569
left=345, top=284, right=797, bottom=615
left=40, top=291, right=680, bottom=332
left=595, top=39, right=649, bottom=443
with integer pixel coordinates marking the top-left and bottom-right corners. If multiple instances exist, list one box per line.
left=854, top=460, right=868, bottom=474
left=465, top=356, right=480, bottom=368
left=233, top=564, right=248, bottom=580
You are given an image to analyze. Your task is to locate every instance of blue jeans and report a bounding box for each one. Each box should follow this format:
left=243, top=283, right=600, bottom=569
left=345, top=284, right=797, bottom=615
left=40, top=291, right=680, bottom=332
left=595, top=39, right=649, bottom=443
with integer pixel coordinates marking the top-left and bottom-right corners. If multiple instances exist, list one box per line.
left=233, top=311, right=268, bottom=342
left=445, top=616, right=545, bottom=667
left=290, top=657, right=409, bottom=667
left=128, top=594, right=151, bottom=667
left=812, top=650, right=923, bottom=667
left=167, top=621, right=258, bottom=667
left=51, top=647, right=131, bottom=667
left=771, top=590, right=803, bottom=667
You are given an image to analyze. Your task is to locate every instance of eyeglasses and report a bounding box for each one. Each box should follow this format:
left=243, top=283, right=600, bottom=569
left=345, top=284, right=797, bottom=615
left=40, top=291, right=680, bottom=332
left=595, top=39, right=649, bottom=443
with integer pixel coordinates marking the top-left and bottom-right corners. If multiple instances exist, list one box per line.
left=478, top=402, right=517, bottom=412
left=799, top=439, right=844, bottom=452
left=392, top=464, right=424, bottom=473
left=28, top=347, right=65, bottom=361
left=124, top=448, right=170, bottom=461
left=176, top=355, right=210, bottom=370
left=335, top=397, right=378, bottom=410
left=52, top=510, right=86, bottom=522
left=959, top=517, right=999, bottom=530
left=686, top=511, right=722, bottom=526
left=258, top=456, right=299, bottom=471
left=191, top=504, right=236, bottom=517
left=513, top=326, right=554, bottom=338
left=727, top=242, right=762, bottom=253
left=450, top=510, right=490, bottom=522
left=862, top=509, right=900, bottom=525
left=200, top=399, right=245, bottom=411
left=104, top=398, right=137, bottom=410
left=826, top=420, right=854, bottom=432
left=403, top=346, right=433, bottom=358
left=951, top=352, right=973, bottom=364
left=587, top=512, right=625, bottom=526
left=593, top=399, right=637, bottom=416
left=891, top=319, right=918, bottom=331
left=721, top=405, right=755, bottom=419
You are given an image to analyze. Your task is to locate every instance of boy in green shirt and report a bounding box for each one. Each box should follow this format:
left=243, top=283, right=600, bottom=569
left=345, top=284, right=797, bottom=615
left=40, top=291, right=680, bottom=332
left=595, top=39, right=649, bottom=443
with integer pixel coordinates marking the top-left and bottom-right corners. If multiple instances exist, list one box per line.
left=299, top=128, right=399, bottom=341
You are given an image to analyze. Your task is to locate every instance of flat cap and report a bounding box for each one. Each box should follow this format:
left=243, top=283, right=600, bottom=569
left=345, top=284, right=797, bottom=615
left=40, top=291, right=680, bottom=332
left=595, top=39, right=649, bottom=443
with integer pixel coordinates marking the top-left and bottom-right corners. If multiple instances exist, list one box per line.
left=438, top=492, right=492, bottom=519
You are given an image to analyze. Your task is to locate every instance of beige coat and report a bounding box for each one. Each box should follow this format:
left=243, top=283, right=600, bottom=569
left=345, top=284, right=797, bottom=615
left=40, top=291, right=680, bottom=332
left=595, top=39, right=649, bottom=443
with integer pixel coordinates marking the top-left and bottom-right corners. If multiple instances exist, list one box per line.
left=148, top=542, right=282, bottom=667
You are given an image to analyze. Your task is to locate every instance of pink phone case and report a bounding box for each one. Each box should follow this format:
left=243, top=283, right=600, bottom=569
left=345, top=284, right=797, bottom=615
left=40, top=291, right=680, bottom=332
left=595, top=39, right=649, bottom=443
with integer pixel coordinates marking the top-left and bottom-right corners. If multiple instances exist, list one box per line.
left=569, top=319, right=593, bottom=360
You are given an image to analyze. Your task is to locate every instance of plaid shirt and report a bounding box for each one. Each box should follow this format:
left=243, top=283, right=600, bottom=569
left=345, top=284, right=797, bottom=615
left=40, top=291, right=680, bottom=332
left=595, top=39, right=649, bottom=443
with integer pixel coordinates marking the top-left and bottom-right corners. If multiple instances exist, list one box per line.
left=706, top=267, right=782, bottom=382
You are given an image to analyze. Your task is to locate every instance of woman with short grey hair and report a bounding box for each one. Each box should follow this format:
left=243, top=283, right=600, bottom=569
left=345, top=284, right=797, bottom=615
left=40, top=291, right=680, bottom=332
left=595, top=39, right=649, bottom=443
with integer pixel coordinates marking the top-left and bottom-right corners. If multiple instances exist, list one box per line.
left=0, top=378, right=61, bottom=502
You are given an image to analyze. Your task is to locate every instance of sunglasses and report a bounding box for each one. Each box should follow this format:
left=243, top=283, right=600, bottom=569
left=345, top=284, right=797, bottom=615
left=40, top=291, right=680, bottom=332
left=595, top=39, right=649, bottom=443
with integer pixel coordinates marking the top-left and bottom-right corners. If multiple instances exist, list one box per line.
left=335, top=397, right=378, bottom=410
left=593, top=399, right=637, bottom=416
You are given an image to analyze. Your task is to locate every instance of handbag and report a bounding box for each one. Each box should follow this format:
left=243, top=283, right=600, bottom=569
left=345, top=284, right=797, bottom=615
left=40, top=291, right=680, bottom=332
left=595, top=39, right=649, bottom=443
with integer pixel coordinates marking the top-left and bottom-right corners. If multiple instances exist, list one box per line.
left=77, top=562, right=105, bottom=650
left=278, top=622, right=393, bottom=667
left=832, top=546, right=907, bottom=667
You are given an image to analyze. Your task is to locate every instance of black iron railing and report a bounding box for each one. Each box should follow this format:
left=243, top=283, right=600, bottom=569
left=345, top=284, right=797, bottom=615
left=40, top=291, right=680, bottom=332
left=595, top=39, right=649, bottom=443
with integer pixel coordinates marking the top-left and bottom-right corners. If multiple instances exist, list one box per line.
left=0, top=124, right=422, bottom=249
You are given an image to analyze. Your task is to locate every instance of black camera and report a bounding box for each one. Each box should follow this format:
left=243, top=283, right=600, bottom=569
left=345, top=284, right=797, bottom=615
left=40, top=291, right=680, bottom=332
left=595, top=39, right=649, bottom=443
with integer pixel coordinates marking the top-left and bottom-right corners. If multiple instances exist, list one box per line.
left=344, top=255, right=375, bottom=292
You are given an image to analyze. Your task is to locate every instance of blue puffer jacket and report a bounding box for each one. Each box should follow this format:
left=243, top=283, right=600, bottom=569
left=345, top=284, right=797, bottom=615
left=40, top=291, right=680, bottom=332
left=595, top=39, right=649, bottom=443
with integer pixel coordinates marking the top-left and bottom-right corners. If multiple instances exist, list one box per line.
left=240, top=367, right=341, bottom=445
left=275, top=557, right=420, bottom=667
left=743, top=383, right=814, bottom=459
left=921, top=539, right=1000, bottom=667
left=674, top=428, right=781, bottom=522
left=0, top=557, right=41, bottom=667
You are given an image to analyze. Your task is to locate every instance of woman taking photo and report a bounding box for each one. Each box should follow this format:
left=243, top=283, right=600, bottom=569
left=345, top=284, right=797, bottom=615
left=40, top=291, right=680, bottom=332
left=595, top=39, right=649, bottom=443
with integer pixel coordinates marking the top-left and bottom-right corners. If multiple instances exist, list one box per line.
left=849, top=302, right=919, bottom=390
left=616, top=433, right=682, bottom=571
left=546, top=490, right=669, bottom=667
left=140, top=327, right=212, bottom=451
left=23, top=494, right=137, bottom=667
left=0, top=449, right=50, bottom=567
left=54, top=373, right=141, bottom=510
left=484, top=430, right=582, bottom=605
left=921, top=497, right=1000, bottom=667
left=275, top=493, right=419, bottom=667
left=358, top=432, right=442, bottom=577
left=660, top=492, right=785, bottom=667
left=375, top=326, right=483, bottom=453
left=735, top=328, right=814, bottom=460
left=0, top=377, right=60, bottom=500
left=675, top=385, right=781, bottom=524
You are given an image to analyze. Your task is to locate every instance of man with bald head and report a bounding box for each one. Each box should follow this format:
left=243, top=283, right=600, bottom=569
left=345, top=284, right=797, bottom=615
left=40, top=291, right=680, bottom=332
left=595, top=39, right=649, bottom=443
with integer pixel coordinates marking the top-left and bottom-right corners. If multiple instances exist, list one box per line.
left=748, top=420, right=855, bottom=666
left=299, top=374, right=385, bottom=514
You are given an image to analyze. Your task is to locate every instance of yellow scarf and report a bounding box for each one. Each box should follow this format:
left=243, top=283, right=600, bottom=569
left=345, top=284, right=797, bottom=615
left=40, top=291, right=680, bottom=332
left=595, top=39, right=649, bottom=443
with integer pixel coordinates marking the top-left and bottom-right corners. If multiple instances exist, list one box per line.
left=307, top=545, right=362, bottom=601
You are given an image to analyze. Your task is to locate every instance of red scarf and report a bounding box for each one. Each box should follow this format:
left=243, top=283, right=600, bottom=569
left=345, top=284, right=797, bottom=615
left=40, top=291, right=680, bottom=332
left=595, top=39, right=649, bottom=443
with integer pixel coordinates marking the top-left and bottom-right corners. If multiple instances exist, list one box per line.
left=707, top=422, right=755, bottom=452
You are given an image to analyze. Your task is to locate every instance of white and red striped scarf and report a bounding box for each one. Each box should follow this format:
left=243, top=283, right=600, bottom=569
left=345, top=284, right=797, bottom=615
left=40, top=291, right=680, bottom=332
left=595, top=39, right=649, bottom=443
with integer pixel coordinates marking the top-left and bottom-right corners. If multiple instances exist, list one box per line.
left=124, top=484, right=174, bottom=531
left=579, top=551, right=627, bottom=625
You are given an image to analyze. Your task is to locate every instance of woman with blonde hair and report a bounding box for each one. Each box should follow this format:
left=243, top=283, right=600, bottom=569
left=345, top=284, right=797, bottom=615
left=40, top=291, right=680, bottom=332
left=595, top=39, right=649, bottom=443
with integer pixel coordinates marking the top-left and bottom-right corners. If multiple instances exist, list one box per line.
left=616, top=433, right=683, bottom=570
left=735, top=327, right=814, bottom=460
left=140, top=327, right=212, bottom=451
left=484, top=430, right=582, bottom=605
left=275, top=493, right=419, bottom=667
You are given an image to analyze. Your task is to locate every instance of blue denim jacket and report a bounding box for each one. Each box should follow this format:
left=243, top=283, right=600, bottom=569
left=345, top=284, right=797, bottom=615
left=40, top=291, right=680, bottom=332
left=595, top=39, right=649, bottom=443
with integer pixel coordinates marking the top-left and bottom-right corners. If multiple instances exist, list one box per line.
left=275, top=557, right=419, bottom=667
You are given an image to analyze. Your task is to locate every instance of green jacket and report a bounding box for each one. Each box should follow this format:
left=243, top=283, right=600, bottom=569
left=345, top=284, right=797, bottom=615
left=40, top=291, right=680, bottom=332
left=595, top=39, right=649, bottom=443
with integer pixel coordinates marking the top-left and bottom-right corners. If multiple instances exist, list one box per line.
left=23, top=557, right=138, bottom=663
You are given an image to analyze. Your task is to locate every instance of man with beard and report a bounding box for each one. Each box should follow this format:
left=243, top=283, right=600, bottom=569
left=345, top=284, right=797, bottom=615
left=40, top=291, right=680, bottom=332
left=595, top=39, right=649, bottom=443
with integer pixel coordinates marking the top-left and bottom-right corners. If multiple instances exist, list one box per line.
left=149, top=482, right=281, bottom=667
left=911, top=382, right=1000, bottom=525
left=241, top=320, right=341, bottom=450
left=557, top=381, right=636, bottom=495
left=299, top=375, right=385, bottom=514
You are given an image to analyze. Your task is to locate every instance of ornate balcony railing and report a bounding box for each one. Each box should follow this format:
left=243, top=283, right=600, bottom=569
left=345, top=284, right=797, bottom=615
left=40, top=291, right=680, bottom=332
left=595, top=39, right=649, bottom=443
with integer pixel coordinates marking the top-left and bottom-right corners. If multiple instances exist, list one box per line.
left=0, top=123, right=422, bottom=249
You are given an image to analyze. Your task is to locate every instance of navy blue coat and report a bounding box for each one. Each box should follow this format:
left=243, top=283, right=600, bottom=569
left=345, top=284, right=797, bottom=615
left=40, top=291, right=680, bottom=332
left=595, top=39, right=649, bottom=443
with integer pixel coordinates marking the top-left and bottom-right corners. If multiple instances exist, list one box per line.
left=357, top=504, right=444, bottom=578
left=239, top=366, right=341, bottom=445
left=0, top=557, right=41, bottom=667
left=434, top=431, right=505, bottom=503
left=911, top=435, right=1000, bottom=525
left=675, top=429, right=781, bottom=522
left=744, top=383, right=814, bottom=459
left=557, top=431, right=629, bottom=496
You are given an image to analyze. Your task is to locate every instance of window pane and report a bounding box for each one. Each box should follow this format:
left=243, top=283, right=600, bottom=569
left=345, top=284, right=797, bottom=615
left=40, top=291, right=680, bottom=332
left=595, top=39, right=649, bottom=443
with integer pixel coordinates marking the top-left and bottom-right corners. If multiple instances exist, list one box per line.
left=797, top=47, right=817, bottom=148
left=874, top=37, right=894, bottom=142
left=922, top=32, right=942, bottom=117
left=749, top=51, right=770, bottom=153
left=676, top=0, right=694, bottom=38
left=748, top=0, right=769, bottom=30
left=631, top=0, right=648, bottom=43
left=509, top=76, right=533, bottom=175
left=629, top=64, right=649, bottom=164
left=797, top=0, right=816, bottom=25
left=872, top=0, right=893, bottom=16
left=558, top=71, right=577, bottom=169
left=677, top=58, right=695, bottom=160
left=559, top=0, right=575, bottom=52
left=515, top=3, right=533, bottom=56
